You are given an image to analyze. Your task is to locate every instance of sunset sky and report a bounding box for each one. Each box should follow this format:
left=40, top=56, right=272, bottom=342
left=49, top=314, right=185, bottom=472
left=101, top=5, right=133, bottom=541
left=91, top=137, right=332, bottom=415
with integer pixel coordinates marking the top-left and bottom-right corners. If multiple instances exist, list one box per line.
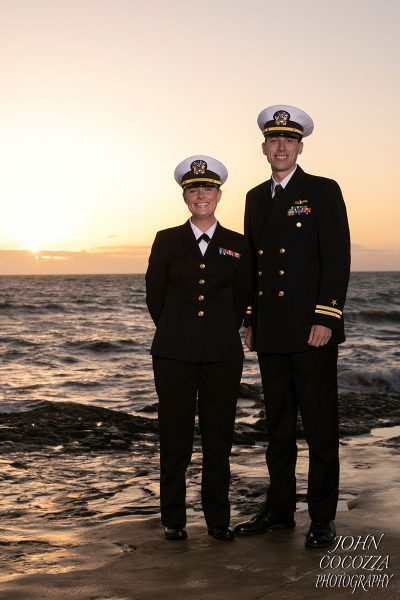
left=1, top=0, right=399, bottom=274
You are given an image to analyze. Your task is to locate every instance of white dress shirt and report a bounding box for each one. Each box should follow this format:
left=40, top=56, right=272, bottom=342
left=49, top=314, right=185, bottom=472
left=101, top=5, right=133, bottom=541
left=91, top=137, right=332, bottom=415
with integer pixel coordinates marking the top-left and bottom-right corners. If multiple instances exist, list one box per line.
left=190, top=220, right=218, bottom=255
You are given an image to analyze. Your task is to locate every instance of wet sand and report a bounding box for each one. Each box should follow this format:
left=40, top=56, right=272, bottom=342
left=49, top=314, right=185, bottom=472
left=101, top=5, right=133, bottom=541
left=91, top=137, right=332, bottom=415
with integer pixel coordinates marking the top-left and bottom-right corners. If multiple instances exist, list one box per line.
left=0, top=395, right=399, bottom=599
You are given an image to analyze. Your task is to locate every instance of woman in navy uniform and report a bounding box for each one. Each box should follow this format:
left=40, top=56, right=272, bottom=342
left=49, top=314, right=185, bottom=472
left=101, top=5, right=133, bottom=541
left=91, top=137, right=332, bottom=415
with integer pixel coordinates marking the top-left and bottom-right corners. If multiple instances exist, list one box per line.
left=146, top=155, right=251, bottom=541
left=234, top=106, right=351, bottom=549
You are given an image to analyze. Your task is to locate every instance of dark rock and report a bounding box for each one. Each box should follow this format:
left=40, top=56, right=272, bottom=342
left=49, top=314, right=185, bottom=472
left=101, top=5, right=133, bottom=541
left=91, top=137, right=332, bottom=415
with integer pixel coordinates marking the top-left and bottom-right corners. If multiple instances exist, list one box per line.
left=140, top=402, right=159, bottom=413
left=0, top=401, right=158, bottom=453
left=234, top=391, right=400, bottom=440
left=238, top=383, right=263, bottom=401
left=1, top=392, right=399, bottom=453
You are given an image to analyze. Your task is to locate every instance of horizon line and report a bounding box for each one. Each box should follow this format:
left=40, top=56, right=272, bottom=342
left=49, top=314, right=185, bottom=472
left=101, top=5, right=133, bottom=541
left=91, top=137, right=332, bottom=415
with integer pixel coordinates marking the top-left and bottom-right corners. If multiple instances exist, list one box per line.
left=0, top=269, right=399, bottom=277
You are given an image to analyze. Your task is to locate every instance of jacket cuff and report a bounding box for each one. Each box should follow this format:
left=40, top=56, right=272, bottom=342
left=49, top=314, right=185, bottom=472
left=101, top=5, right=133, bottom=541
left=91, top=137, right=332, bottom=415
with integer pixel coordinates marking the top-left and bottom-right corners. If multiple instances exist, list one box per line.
left=314, top=303, right=342, bottom=331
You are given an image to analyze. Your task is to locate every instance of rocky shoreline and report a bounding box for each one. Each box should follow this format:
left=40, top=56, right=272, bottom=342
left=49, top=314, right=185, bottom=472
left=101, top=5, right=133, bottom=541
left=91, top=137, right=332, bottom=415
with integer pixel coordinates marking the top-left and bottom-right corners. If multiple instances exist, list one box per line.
left=1, top=387, right=400, bottom=592
left=1, top=386, right=400, bottom=453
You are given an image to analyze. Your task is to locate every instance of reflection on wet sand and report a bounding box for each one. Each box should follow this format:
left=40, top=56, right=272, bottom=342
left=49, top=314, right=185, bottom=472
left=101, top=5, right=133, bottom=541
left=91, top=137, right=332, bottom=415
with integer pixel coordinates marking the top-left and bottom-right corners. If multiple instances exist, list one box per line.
left=1, top=394, right=400, bottom=584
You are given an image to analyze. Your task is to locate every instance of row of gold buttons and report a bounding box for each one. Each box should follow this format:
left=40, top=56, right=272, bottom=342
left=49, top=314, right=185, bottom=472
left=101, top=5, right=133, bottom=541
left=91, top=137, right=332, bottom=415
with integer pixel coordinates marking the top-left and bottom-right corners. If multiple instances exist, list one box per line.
left=258, top=291, right=285, bottom=297
left=198, top=263, right=206, bottom=317
left=258, top=248, right=286, bottom=255
left=257, top=247, right=287, bottom=298
left=258, top=270, right=285, bottom=276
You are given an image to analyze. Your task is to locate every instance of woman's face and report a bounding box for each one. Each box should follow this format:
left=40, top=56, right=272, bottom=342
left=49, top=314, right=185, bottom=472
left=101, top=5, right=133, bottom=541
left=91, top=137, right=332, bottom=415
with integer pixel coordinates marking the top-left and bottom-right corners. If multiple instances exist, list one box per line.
left=183, top=185, right=221, bottom=220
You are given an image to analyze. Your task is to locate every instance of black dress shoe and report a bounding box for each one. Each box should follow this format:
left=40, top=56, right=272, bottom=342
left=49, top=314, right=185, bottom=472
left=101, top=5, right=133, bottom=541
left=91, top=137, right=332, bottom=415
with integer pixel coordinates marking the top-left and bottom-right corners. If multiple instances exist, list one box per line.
left=305, top=520, right=336, bottom=549
left=164, top=527, right=187, bottom=541
left=234, top=510, right=295, bottom=536
left=207, top=526, right=235, bottom=541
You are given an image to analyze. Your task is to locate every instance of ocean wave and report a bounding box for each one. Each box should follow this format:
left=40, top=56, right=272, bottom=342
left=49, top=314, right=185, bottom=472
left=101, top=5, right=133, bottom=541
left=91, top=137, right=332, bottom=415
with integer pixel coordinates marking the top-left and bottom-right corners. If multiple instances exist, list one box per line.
left=0, top=302, right=68, bottom=312
left=0, top=337, right=40, bottom=347
left=0, top=399, right=49, bottom=414
left=339, top=368, right=400, bottom=394
left=65, top=339, right=139, bottom=353
left=60, top=381, right=103, bottom=388
left=359, top=309, right=400, bottom=322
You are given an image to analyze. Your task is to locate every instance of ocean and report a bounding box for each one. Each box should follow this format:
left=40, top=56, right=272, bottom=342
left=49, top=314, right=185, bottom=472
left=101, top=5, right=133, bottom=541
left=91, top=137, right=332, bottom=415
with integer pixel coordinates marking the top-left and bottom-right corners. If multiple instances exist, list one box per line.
left=0, top=272, right=399, bottom=416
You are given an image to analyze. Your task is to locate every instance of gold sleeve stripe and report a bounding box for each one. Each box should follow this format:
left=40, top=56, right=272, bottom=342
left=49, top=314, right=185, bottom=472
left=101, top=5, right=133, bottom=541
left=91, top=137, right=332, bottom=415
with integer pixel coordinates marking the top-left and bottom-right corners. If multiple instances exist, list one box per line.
left=315, top=309, right=342, bottom=320
left=316, top=304, right=342, bottom=316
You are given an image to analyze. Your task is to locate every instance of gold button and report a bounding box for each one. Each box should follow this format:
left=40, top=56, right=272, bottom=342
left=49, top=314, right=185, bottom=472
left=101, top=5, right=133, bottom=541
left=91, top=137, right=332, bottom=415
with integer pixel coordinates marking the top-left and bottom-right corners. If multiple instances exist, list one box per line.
left=198, top=310, right=204, bottom=317
left=199, top=279, right=205, bottom=285
left=279, top=248, right=286, bottom=254
left=258, top=291, right=263, bottom=296
left=199, top=263, right=206, bottom=269
left=278, top=269, right=285, bottom=276
left=258, top=271, right=263, bottom=276
left=278, top=291, right=285, bottom=297
left=296, top=222, right=302, bottom=228
left=258, top=249, right=264, bottom=255
left=198, top=295, right=204, bottom=301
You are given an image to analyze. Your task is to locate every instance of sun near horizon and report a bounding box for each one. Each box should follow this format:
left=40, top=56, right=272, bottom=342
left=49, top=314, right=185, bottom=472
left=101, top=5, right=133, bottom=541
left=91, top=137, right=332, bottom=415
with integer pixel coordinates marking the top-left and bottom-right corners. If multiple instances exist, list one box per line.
left=1, top=120, right=399, bottom=275
left=1, top=1, right=399, bottom=275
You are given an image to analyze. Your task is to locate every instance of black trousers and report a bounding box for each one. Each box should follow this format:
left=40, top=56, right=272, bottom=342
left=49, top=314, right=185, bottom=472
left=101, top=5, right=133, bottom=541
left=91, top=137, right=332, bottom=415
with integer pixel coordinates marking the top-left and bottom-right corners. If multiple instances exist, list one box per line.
left=258, top=345, right=339, bottom=520
left=153, top=357, right=243, bottom=528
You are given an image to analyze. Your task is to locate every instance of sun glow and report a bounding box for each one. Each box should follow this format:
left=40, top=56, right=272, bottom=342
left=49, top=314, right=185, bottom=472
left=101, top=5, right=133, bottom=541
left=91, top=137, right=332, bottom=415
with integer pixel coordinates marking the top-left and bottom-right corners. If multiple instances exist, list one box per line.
left=0, top=125, right=136, bottom=252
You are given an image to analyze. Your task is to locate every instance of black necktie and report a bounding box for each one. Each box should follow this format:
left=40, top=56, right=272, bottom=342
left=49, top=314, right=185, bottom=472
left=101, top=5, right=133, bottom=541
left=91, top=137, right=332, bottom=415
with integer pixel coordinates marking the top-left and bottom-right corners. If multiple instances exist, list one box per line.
left=274, top=184, right=282, bottom=199
left=197, top=233, right=210, bottom=243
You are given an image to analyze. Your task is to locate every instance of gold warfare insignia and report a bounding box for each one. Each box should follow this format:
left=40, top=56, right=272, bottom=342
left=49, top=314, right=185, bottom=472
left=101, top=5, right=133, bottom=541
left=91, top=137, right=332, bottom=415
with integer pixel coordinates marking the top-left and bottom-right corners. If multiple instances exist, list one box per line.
left=191, top=160, right=207, bottom=175
left=294, top=199, right=309, bottom=205
left=274, top=110, right=290, bottom=126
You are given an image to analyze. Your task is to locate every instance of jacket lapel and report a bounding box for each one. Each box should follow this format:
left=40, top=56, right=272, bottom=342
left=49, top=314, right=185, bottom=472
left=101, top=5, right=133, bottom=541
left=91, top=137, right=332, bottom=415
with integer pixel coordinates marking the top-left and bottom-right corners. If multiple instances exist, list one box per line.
left=205, top=222, right=222, bottom=258
left=259, top=166, right=306, bottom=241
left=252, top=182, right=273, bottom=245
left=180, top=220, right=203, bottom=257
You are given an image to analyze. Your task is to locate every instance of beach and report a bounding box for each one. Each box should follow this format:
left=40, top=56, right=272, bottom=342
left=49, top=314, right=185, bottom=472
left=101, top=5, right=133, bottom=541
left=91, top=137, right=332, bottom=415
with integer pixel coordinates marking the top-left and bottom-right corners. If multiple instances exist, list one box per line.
left=1, top=393, right=399, bottom=599
left=1, top=467, right=399, bottom=600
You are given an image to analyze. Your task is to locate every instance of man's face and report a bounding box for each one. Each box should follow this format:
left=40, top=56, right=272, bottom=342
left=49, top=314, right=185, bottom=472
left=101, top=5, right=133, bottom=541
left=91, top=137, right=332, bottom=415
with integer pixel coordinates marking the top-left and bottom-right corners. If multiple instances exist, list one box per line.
left=262, top=135, right=303, bottom=180
left=183, top=185, right=221, bottom=220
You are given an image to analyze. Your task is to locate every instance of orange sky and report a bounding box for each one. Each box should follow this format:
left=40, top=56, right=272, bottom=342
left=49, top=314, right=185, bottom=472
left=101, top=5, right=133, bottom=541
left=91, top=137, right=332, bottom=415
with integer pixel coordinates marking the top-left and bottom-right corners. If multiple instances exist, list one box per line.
left=1, top=0, right=399, bottom=274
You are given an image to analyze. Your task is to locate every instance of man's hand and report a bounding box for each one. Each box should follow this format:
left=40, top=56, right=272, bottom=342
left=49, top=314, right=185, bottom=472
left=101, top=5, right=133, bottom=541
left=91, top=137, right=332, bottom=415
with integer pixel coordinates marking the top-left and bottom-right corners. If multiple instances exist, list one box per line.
left=244, top=326, right=254, bottom=351
left=308, top=324, right=332, bottom=347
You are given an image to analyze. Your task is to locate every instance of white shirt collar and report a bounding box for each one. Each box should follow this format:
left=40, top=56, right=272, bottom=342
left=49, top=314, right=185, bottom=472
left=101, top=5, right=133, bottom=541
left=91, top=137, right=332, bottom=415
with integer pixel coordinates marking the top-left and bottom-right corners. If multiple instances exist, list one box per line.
left=272, top=164, right=298, bottom=192
left=190, top=219, right=218, bottom=240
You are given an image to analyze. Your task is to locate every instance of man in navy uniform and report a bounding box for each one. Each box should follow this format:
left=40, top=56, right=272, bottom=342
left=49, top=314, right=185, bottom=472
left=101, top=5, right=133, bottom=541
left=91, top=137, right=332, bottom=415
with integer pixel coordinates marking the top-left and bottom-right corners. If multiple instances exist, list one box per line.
left=234, top=105, right=351, bottom=548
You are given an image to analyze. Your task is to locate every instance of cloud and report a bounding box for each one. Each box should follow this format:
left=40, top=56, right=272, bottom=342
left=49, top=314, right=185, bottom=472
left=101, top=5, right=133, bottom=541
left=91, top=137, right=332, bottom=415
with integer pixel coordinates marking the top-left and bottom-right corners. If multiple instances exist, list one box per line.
left=1, top=244, right=398, bottom=275
left=0, top=246, right=151, bottom=275
left=351, top=245, right=400, bottom=271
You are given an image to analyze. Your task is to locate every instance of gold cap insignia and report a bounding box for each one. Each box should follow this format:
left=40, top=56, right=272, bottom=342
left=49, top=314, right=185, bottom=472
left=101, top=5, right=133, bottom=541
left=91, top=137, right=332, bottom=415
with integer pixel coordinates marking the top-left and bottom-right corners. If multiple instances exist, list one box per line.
left=191, top=160, right=207, bottom=175
left=274, top=110, right=290, bottom=126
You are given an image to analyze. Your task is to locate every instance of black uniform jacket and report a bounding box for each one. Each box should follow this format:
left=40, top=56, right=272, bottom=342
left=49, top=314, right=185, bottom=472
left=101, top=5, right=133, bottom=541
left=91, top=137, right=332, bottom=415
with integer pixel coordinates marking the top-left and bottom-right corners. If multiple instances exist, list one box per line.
left=244, top=166, right=351, bottom=354
left=146, top=220, right=252, bottom=362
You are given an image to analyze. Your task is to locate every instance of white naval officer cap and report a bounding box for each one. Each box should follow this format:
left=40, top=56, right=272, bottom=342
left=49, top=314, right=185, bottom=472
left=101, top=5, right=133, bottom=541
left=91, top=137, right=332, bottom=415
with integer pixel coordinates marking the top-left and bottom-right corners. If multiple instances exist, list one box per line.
left=174, top=155, right=228, bottom=189
left=257, top=105, right=314, bottom=140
